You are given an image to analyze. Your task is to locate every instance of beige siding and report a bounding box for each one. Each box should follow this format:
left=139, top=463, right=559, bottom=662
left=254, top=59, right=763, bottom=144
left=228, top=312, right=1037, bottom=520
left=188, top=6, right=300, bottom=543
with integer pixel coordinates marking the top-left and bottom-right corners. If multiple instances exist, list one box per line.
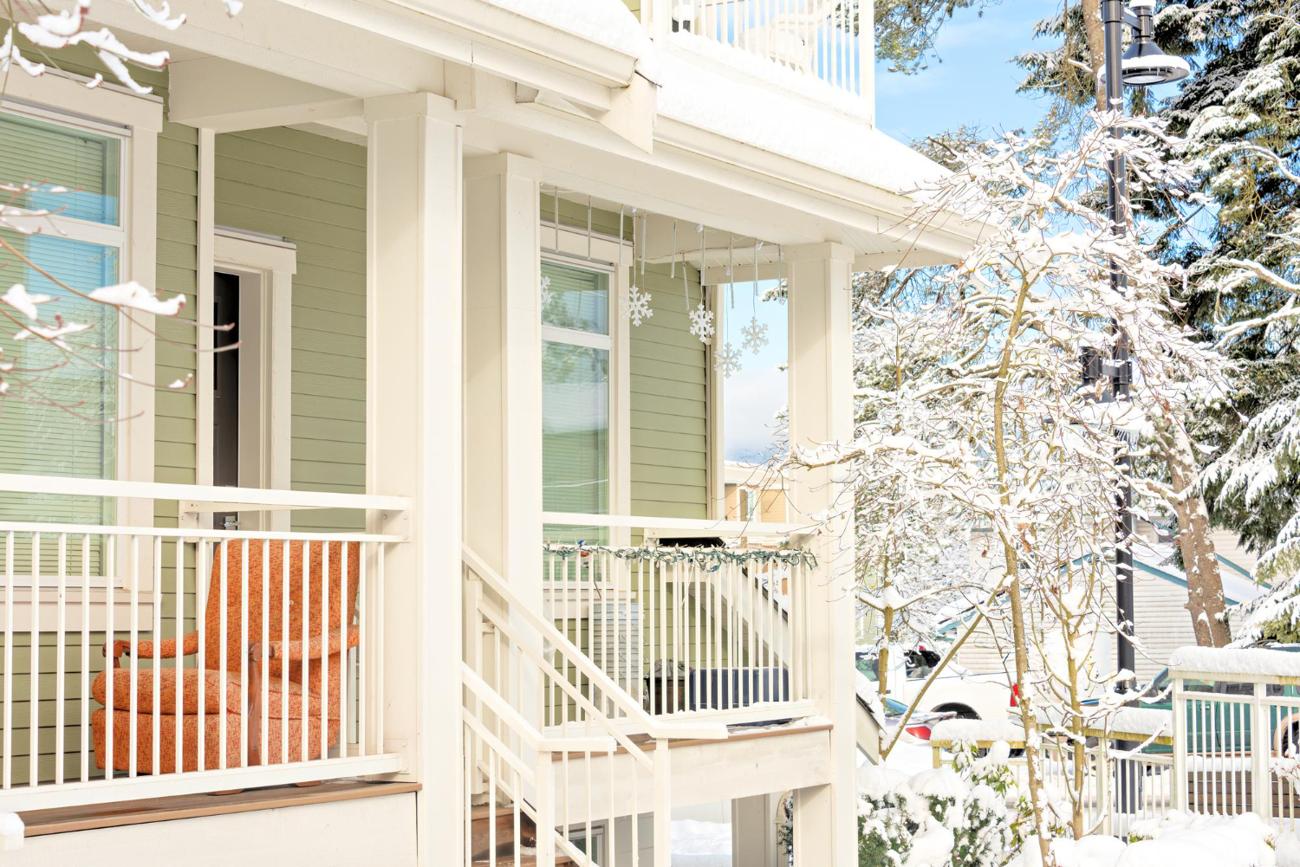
left=214, top=127, right=367, bottom=530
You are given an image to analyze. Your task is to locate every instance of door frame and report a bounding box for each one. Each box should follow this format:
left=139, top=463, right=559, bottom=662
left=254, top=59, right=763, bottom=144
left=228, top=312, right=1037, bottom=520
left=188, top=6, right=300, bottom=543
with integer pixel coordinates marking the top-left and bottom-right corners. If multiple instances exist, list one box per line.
left=196, top=226, right=296, bottom=529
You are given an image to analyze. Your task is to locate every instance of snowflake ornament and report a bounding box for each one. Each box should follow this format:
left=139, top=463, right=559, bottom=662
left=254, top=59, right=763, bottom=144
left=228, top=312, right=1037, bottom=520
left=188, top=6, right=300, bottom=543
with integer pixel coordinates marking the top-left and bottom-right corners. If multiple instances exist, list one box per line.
left=714, top=342, right=742, bottom=378
left=540, top=274, right=553, bottom=310
left=688, top=302, right=714, bottom=344
left=626, top=286, right=654, bottom=327
left=741, top=316, right=769, bottom=355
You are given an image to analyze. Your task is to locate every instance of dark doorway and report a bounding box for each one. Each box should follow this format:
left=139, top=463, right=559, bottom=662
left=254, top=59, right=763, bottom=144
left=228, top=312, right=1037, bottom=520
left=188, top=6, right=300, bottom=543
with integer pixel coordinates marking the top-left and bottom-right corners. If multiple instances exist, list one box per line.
left=213, top=271, right=240, bottom=530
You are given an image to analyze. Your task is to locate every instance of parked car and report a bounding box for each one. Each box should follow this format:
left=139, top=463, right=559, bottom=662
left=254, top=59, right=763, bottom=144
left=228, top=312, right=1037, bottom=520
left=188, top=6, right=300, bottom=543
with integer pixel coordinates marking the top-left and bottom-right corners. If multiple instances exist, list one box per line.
left=855, top=646, right=1016, bottom=726
left=855, top=671, right=956, bottom=745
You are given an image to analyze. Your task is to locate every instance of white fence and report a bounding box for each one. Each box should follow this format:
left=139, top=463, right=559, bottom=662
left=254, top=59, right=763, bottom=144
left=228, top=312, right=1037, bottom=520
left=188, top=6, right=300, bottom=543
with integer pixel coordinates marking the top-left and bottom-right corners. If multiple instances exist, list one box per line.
left=1173, top=675, right=1300, bottom=831
left=0, top=474, right=407, bottom=811
left=669, top=0, right=872, bottom=99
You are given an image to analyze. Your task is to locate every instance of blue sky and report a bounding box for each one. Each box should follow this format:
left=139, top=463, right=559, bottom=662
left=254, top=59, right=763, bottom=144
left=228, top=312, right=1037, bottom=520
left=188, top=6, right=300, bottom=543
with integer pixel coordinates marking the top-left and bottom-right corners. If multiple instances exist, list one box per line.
left=724, top=2, right=1050, bottom=461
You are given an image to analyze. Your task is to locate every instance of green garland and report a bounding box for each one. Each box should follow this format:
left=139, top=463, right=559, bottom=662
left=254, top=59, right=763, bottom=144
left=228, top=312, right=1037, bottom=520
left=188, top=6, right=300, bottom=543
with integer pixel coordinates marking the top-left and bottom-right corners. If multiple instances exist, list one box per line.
left=542, top=542, right=817, bottom=571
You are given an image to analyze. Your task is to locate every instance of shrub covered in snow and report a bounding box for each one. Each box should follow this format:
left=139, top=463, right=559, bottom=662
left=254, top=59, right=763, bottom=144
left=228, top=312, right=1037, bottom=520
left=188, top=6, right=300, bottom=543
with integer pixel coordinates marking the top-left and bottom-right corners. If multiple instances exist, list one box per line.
left=856, top=743, right=1030, bottom=866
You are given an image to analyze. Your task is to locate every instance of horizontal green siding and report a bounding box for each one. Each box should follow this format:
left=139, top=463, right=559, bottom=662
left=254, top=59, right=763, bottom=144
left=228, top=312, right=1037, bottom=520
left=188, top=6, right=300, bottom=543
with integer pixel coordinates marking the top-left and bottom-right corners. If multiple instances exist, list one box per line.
left=214, top=127, right=367, bottom=532
left=629, top=264, right=709, bottom=519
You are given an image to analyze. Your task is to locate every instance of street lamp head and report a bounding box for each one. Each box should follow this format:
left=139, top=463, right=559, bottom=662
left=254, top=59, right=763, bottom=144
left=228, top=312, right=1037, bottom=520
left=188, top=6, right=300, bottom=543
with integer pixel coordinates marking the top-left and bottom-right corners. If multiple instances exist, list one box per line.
left=1120, top=40, right=1191, bottom=86
left=1099, top=0, right=1191, bottom=87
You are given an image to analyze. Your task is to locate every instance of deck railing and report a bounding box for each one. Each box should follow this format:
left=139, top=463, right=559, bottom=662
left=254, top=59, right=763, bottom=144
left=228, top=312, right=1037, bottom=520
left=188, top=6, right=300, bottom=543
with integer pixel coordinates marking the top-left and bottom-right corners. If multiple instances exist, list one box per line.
left=0, top=474, right=407, bottom=811
left=542, top=512, right=817, bottom=726
left=1172, top=674, right=1300, bottom=831
left=669, top=0, right=872, bottom=101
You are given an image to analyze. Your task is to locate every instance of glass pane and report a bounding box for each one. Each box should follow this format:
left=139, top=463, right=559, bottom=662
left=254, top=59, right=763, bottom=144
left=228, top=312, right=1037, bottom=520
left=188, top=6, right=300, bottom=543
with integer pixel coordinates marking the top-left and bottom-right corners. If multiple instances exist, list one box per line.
left=0, top=231, right=118, bottom=563
left=0, top=112, right=121, bottom=225
left=543, top=340, right=609, bottom=542
left=541, top=261, right=609, bottom=335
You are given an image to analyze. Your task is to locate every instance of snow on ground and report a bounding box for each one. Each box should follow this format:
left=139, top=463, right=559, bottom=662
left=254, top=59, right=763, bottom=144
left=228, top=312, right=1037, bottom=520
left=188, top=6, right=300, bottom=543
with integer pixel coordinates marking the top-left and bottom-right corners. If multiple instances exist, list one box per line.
left=930, top=718, right=1025, bottom=744
left=670, top=818, right=731, bottom=867
left=1169, top=646, right=1300, bottom=679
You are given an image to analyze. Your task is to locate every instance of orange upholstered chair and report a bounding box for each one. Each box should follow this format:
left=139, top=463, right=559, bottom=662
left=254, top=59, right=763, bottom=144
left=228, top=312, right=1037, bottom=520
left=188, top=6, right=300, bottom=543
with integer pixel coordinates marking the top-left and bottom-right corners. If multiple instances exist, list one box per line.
left=91, top=539, right=361, bottom=775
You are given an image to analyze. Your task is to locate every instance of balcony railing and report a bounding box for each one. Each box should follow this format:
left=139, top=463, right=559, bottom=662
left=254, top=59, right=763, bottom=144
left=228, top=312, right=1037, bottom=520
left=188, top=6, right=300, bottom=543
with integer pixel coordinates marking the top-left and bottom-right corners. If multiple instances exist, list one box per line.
left=670, top=0, right=871, bottom=101
left=542, top=512, right=817, bottom=726
left=0, top=475, right=407, bottom=811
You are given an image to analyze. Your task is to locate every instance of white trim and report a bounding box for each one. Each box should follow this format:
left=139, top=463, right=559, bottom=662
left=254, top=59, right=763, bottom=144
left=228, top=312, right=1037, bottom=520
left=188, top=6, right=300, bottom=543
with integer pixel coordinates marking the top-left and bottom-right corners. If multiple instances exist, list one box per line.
left=195, top=129, right=216, bottom=492
left=708, top=282, right=726, bottom=519
left=204, top=229, right=297, bottom=531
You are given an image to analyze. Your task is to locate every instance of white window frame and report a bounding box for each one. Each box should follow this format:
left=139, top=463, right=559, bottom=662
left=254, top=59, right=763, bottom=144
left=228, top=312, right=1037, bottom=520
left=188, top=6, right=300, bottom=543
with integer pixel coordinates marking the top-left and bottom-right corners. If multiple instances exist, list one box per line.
left=0, top=72, right=162, bottom=611
left=540, top=228, right=632, bottom=525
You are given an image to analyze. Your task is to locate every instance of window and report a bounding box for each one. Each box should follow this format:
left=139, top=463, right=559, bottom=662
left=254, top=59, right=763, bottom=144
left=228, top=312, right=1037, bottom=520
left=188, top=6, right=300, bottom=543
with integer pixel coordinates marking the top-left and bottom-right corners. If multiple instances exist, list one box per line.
left=542, top=259, right=612, bottom=541
left=0, top=110, right=127, bottom=567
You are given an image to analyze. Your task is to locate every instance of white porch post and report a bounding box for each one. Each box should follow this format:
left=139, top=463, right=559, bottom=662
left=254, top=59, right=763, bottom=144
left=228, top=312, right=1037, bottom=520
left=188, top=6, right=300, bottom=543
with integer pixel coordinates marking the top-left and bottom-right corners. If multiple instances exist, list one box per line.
left=365, top=92, right=465, bottom=867
left=464, top=153, right=544, bottom=726
left=786, top=242, right=858, bottom=867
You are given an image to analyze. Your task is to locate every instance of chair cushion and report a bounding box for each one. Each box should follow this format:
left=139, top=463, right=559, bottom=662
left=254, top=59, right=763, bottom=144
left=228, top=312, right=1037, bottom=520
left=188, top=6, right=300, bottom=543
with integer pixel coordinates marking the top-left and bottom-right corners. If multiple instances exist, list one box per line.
left=91, top=667, right=336, bottom=720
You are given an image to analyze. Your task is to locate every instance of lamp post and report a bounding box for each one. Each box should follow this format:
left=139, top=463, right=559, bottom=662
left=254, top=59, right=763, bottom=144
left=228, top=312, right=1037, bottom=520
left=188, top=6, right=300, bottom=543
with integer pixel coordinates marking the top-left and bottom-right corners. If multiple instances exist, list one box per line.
left=1098, top=0, right=1189, bottom=689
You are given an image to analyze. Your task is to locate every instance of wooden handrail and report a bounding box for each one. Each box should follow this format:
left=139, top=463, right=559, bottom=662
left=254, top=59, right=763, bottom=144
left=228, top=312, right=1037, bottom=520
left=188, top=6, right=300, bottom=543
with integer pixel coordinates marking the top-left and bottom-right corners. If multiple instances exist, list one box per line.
left=461, top=665, right=617, bottom=756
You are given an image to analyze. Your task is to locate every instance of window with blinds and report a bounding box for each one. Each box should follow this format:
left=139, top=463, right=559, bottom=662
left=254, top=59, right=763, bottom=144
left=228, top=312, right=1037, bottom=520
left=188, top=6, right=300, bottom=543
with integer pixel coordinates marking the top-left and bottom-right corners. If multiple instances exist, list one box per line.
left=542, top=260, right=612, bottom=544
left=0, top=111, right=125, bottom=573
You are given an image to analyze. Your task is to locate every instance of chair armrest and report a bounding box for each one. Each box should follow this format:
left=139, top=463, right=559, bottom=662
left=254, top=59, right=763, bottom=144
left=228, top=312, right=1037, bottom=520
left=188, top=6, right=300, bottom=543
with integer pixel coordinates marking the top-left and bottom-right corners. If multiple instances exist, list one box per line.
left=258, top=626, right=361, bottom=662
left=105, top=633, right=199, bottom=668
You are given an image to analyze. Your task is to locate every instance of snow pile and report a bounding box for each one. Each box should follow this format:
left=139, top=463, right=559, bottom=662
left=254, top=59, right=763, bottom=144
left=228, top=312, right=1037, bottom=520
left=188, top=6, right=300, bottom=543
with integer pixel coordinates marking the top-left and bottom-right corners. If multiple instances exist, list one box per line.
left=1103, top=707, right=1173, bottom=738
left=1169, top=645, right=1300, bottom=679
left=931, top=718, right=1025, bottom=744
left=1021, top=813, right=1280, bottom=867
left=482, top=0, right=650, bottom=59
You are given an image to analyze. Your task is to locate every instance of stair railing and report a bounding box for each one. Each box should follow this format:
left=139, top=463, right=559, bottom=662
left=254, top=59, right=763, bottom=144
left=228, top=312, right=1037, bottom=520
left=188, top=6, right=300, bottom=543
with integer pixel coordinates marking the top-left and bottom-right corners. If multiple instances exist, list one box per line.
left=463, top=664, right=610, bottom=867
left=463, top=545, right=714, bottom=866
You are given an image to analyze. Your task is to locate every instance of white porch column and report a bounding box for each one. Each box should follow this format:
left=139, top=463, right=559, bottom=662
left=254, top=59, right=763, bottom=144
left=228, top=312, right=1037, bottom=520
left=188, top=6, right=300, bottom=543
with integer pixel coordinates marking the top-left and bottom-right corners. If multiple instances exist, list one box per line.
left=463, top=153, right=544, bottom=724
left=786, top=242, right=858, bottom=867
left=365, top=92, right=465, bottom=867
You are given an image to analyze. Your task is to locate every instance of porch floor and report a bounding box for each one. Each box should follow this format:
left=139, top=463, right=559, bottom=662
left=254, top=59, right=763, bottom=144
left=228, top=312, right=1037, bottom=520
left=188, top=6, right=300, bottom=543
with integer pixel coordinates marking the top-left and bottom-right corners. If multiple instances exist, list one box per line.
left=20, top=779, right=421, bottom=838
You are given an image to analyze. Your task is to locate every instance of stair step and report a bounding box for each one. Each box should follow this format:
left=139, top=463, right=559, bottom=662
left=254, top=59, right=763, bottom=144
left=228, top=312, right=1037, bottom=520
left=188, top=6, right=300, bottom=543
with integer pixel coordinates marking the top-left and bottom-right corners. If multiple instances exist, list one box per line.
left=471, top=855, right=576, bottom=866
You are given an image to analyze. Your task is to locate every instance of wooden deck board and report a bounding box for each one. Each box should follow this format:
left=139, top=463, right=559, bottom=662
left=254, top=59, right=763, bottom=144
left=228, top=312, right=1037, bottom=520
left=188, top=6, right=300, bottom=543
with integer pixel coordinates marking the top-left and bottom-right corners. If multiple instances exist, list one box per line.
left=20, top=779, right=421, bottom=837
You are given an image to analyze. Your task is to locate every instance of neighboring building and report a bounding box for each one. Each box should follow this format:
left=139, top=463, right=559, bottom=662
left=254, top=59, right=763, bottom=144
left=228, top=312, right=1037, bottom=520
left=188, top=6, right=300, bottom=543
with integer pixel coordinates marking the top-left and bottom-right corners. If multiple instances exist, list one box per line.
left=944, top=540, right=1263, bottom=683
left=0, top=2, right=980, bottom=865
left=723, top=461, right=790, bottom=524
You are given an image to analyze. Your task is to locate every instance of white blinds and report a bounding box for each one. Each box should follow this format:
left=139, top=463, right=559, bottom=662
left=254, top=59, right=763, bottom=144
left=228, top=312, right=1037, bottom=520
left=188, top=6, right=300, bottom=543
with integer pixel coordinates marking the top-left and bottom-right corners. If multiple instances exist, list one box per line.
left=0, top=113, right=122, bottom=558
left=542, top=261, right=611, bottom=544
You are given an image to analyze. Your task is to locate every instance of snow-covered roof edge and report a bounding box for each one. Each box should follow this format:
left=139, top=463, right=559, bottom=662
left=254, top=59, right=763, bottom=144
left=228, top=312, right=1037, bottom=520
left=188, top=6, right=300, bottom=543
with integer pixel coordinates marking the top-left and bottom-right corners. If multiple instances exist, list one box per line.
left=1168, top=645, right=1300, bottom=679
left=482, top=0, right=651, bottom=60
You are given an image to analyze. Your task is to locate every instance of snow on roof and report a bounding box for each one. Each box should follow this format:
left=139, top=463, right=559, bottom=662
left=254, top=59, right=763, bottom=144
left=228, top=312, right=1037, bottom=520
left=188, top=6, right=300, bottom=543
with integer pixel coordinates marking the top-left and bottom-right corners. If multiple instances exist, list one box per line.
left=483, top=0, right=651, bottom=59
left=1131, top=540, right=1262, bottom=605
left=652, top=41, right=949, bottom=197
left=1168, top=645, right=1300, bottom=679
left=930, top=718, right=1024, bottom=744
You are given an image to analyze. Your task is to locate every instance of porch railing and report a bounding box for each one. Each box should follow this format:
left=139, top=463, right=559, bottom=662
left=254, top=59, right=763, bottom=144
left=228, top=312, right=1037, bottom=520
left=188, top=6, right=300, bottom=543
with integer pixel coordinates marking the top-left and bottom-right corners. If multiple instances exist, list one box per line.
left=542, top=512, right=817, bottom=726
left=670, top=0, right=871, bottom=101
left=0, top=474, right=407, bottom=811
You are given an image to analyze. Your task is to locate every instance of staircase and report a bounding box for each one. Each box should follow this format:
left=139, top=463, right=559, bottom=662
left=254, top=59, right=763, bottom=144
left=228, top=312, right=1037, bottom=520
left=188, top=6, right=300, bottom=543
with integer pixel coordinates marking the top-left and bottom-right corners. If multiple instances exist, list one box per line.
left=471, top=804, right=575, bottom=866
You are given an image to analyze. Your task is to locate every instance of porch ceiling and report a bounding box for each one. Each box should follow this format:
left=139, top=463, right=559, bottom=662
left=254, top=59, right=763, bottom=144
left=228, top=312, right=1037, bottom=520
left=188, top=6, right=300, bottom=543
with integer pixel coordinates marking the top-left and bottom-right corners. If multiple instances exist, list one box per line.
left=107, top=0, right=980, bottom=266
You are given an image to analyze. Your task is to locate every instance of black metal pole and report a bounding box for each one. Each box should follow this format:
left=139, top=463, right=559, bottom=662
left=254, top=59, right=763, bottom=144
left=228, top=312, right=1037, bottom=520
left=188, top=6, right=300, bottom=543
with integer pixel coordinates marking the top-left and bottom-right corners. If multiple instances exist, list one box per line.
left=1103, top=0, right=1142, bottom=816
left=1102, top=0, right=1137, bottom=690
